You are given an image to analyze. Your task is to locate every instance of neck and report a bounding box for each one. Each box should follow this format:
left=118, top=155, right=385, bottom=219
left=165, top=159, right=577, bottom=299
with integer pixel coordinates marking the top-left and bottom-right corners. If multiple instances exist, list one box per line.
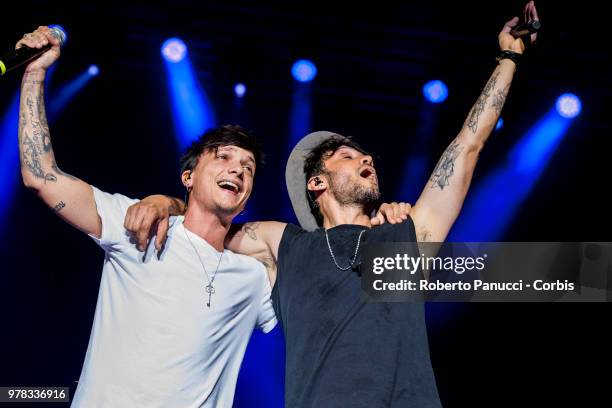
left=183, top=202, right=232, bottom=252
left=321, top=200, right=371, bottom=230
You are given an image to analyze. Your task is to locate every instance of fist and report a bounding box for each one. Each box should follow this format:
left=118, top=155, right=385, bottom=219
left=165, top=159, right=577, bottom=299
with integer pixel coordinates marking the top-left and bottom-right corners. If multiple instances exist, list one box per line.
left=15, top=26, right=62, bottom=73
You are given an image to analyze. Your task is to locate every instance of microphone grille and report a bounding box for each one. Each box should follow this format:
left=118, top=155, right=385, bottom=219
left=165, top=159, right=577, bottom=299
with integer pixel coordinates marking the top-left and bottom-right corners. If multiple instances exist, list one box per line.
left=48, top=25, right=67, bottom=47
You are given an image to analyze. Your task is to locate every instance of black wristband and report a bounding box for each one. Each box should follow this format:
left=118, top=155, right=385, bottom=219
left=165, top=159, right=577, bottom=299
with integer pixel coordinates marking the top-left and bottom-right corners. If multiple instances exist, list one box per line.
left=496, top=50, right=522, bottom=66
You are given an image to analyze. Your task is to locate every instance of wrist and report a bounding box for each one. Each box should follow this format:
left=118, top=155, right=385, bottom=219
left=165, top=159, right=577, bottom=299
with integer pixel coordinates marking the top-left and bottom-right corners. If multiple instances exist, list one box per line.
left=498, top=58, right=517, bottom=70
left=496, top=50, right=522, bottom=67
left=22, top=69, right=46, bottom=82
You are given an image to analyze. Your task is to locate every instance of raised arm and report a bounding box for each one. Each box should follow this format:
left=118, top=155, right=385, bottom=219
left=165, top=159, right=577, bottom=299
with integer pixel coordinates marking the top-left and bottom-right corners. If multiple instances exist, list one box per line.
left=18, top=26, right=101, bottom=237
left=410, top=2, right=539, bottom=243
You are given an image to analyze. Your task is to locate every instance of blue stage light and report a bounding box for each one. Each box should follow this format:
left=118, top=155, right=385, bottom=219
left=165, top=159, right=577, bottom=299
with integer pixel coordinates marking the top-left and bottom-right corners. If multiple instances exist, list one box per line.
left=234, top=83, right=246, bottom=98
left=291, top=59, right=317, bottom=82
left=422, top=80, right=448, bottom=103
left=88, top=65, right=99, bottom=76
left=161, top=38, right=188, bottom=63
left=496, top=117, right=504, bottom=131
left=555, top=93, right=582, bottom=118
left=163, top=39, right=215, bottom=150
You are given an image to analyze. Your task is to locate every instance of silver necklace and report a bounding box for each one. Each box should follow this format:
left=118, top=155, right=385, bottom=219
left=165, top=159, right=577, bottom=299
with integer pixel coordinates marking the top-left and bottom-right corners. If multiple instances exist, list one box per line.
left=183, top=224, right=224, bottom=308
left=325, top=228, right=366, bottom=271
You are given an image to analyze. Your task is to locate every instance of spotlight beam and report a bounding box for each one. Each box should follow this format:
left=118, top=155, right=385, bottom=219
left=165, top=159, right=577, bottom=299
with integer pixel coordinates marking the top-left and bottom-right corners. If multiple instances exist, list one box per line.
left=162, top=38, right=215, bottom=150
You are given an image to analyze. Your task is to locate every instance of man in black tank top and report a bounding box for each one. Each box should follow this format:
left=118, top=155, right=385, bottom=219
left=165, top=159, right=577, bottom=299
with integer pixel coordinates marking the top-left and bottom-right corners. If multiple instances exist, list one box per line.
left=274, top=221, right=439, bottom=407
left=129, top=4, right=540, bottom=405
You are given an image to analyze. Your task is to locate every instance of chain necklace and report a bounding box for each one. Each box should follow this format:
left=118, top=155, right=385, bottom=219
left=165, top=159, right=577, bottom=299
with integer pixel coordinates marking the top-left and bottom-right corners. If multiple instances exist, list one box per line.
left=325, top=228, right=366, bottom=271
left=183, top=223, right=224, bottom=308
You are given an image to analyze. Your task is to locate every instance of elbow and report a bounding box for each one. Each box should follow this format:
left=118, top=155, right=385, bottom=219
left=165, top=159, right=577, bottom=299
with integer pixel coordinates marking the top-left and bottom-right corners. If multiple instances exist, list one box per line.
left=20, top=172, right=41, bottom=194
left=457, top=132, right=485, bottom=155
left=463, top=139, right=484, bottom=159
left=465, top=135, right=485, bottom=151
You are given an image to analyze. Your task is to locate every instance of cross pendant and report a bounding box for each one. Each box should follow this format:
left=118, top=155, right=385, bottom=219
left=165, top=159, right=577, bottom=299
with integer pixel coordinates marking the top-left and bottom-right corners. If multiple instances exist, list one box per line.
left=205, top=283, right=215, bottom=308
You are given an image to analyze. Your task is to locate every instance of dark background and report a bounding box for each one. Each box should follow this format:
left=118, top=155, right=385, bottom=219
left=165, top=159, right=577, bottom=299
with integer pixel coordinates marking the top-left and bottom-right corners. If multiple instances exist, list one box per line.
left=0, top=0, right=610, bottom=406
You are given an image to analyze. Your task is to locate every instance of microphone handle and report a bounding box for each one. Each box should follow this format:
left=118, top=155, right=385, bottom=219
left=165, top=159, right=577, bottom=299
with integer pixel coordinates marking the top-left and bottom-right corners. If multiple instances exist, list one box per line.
left=510, top=20, right=541, bottom=38
left=0, top=44, right=52, bottom=76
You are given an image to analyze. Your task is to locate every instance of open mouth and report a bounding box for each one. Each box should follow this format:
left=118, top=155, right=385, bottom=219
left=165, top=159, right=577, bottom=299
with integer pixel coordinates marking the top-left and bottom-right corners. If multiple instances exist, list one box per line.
left=359, top=167, right=376, bottom=180
left=217, top=180, right=241, bottom=195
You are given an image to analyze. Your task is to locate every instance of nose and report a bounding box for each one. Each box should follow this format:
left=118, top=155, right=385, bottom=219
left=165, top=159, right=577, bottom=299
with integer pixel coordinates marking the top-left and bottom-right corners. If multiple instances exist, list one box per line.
left=361, top=155, right=373, bottom=166
left=228, top=162, right=244, bottom=179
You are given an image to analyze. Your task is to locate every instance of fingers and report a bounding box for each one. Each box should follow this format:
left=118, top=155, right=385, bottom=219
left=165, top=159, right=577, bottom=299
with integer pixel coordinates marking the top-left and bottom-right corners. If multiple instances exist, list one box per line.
left=155, top=218, right=170, bottom=251
left=528, top=1, right=540, bottom=43
left=530, top=1, right=539, bottom=21
left=124, top=203, right=160, bottom=251
left=379, top=202, right=406, bottom=224
left=525, top=1, right=539, bottom=21
left=502, top=16, right=520, bottom=33
left=15, top=26, right=58, bottom=50
left=370, top=211, right=385, bottom=226
left=392, top=203, right=404, bottom=223
left=135, top=216, right=152, bottom=252
left=399, top=202, right=412, bottom=218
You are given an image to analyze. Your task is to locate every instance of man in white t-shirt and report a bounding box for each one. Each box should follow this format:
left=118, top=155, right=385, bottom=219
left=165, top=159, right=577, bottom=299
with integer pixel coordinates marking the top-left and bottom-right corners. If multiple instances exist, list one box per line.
left=16, top=27, right=276, bottom=407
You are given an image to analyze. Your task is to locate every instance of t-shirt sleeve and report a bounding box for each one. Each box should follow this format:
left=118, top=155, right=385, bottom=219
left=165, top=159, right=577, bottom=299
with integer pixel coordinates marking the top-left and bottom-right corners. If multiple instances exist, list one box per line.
left=256, top=275, right=278, bottom=333
left=88, top=186, right=140, bottom=251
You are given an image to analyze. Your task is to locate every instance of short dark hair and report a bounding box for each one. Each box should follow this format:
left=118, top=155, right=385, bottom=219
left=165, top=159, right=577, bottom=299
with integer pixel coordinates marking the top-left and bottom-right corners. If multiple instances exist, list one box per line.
left=179, top=124, right=262, bottom=175
left=303, top=134, right=371, bottom=226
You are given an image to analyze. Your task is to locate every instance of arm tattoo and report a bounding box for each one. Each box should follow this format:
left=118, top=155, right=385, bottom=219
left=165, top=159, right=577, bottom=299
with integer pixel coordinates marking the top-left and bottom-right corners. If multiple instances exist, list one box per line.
left=430, top=139, right=464, bottom=190
left=19, top=84, right=57, bottom=182
left=53, top=201, right=66, bottom=212
left=242, top=222, right=260, bottom=240
left=491, top=84, right=510, bottom=116
left=26, top=95, right=51, bottom=152
left=464, top=71, right=499, bottom=134
left=21, top=130, right=57, bottom=183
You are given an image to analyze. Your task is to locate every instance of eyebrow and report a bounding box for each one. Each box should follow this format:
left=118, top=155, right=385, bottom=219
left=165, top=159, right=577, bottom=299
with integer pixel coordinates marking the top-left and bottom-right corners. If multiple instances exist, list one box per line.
left=218, top=146, right=255, bottom=166
left=335, top=146, right=357, bottom=155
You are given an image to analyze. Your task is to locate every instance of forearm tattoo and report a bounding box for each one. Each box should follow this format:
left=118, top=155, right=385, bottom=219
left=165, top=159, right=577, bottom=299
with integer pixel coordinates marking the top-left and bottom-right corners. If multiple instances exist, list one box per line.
left=491, top=84, right=510, bottom=116
left=19, top=83, right=58, bottom=183
left=21, top=130, right=57, bottom=183
left=430, top=139, right=464, bottom=190
left=464, top=71, right=499, bottom=134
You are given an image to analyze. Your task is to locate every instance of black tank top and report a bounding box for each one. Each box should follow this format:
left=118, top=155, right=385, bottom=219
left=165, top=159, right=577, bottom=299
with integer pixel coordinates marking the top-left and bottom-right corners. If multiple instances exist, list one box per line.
left=273, top=218, right=441, bottom=407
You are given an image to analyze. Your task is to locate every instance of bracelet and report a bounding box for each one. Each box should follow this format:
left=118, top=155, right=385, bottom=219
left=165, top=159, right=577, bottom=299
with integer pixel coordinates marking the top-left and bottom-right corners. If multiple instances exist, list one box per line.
left=496, top=50, right=522, bottom=66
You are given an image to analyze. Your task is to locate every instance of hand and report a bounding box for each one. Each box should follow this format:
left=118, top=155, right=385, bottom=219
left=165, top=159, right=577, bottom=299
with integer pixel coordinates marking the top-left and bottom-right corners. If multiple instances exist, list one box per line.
left=499, top=1, right=540, bottom=54
left=124, top=195, right=172, bottom=251
left=15, top=26, right=61, bottom=74
left=370, top=202, right=412, bottom=226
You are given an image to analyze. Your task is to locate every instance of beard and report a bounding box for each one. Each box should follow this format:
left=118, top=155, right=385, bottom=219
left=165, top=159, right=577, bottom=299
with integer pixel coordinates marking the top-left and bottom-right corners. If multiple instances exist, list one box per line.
left=327, top=170, right=380, bottom=209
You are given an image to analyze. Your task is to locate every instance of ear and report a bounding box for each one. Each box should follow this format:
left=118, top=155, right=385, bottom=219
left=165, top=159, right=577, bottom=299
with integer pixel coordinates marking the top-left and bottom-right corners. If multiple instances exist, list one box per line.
left=307, top=175, right=326, bottom=193
left=181, top=170, right=193, bottom=190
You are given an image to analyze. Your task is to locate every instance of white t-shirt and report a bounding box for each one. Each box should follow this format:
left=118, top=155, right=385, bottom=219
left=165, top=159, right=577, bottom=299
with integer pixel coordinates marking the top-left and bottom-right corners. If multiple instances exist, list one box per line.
left=71, top=187, right=277, bottom=408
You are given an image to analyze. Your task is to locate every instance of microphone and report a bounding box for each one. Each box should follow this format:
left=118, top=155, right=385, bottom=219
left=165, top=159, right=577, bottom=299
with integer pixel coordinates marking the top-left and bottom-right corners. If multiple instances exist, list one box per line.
left=510, top=20, right=541, bottom=38
left=0, top=26, right=66, bottom=76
